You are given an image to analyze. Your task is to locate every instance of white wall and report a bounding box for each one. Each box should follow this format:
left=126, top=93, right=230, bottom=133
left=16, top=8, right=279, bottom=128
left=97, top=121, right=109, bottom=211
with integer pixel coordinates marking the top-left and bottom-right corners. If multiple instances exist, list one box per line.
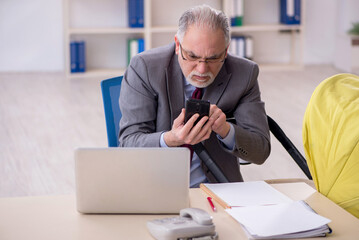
left=0, top=0, right=355, bottom=72
left=333, top=0, right=359, bottom=71
left=303, top=0, right=337, bottom=64
left=0, top=0, right=63, bottom=72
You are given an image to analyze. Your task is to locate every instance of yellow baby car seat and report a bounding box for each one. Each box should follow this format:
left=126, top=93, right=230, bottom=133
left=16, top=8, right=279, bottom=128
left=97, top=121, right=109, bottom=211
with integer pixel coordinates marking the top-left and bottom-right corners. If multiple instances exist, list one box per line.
left=303, top=73, right=359, bottom=218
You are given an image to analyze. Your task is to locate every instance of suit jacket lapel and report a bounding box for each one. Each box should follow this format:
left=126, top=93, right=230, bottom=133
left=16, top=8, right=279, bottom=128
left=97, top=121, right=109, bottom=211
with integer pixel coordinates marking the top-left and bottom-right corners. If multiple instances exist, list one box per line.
left=166, top=55, right=185, bottom=124
left=203, top=65, right=232, bottom=105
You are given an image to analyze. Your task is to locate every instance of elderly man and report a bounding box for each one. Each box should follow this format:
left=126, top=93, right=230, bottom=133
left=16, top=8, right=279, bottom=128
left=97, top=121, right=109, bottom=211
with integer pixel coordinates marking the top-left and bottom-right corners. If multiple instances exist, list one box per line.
left=119, top=5, right=270, bottom=187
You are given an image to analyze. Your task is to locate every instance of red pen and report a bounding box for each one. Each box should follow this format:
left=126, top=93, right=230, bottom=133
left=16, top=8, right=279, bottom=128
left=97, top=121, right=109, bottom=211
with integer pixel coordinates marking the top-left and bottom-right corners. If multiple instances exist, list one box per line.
left=207, top=197, right=216, bottom=212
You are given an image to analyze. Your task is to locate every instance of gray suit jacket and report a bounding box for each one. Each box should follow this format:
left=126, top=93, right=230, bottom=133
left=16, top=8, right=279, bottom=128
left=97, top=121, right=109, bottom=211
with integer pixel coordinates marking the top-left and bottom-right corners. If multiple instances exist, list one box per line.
left=119, top=43, right=270, bottom=182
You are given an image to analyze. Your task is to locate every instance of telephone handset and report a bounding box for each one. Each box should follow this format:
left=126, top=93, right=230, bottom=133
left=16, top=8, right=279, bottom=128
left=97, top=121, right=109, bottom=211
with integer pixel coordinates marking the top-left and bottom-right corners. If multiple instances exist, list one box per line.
left=147, top=208, right=217, bottom=240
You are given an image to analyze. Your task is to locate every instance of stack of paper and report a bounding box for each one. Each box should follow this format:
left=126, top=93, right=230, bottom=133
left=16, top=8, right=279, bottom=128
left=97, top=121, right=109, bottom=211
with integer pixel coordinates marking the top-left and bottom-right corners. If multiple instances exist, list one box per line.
left=200, top=181, right=331, bottom=239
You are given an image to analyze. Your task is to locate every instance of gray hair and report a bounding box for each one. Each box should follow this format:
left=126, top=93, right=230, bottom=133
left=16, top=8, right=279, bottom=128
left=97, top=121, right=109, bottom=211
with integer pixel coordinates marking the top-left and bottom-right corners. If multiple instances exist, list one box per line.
left=176, top=5, right=230, bottom=45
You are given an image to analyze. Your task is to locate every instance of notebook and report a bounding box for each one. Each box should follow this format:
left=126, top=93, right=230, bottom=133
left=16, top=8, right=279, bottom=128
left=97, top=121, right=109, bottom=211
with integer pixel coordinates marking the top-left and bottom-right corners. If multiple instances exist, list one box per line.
left=74, top=147, right=190, bottom=214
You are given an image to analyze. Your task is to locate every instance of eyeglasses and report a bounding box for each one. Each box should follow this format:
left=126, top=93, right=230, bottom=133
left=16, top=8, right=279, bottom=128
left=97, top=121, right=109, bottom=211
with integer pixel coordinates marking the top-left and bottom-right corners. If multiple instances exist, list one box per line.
left=179, top=43, right=227, bottom=64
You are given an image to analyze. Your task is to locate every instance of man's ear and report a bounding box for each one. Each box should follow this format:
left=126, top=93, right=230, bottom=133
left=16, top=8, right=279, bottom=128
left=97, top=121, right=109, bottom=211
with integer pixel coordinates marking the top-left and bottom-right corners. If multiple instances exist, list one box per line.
left=174, top=35, right=180, bottom=55
left=225, top=43, right=230, bottom=57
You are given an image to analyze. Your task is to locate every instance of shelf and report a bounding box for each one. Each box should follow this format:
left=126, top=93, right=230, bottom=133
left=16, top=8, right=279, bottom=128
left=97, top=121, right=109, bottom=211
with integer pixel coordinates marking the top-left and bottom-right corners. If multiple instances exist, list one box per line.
left=259, top=63, right=304, bottom=71
left=151, top=26, right=178, bottom=33
left=67, top=64, right=304, bottom=79
left=150, top=24, right=302, bottom=34
left=68, top=28, right=145, bottom=35
left=64, top=0, right=305, bottom=79
left=230, top=24, right=302, bottom=33
left=68, top=68, right=126, bottom=79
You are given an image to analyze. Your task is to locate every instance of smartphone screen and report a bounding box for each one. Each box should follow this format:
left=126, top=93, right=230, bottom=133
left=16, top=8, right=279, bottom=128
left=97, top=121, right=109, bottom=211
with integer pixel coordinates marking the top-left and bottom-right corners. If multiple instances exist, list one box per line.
left=184, top=99, right=210, bottom=126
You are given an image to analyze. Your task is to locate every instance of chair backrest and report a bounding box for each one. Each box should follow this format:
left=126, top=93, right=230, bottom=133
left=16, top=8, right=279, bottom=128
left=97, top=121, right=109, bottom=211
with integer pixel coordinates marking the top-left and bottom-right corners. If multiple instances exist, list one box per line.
left=101, top=76, right=123, bottom=147
left=303, top=73, right=359, bottom=218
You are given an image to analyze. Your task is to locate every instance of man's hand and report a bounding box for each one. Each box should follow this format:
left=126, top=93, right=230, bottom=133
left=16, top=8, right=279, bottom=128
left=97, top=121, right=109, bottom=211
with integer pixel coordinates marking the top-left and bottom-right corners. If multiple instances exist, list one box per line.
left=209, top=104, right=230, bottom=138
left=164, top=108, right=214, bottom=147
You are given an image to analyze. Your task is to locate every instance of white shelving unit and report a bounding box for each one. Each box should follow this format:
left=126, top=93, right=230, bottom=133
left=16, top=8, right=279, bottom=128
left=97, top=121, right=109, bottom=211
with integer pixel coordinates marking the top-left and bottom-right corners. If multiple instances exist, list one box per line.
left=63, top=0, right=304, bottom=79
left=230, top=24, right=304, bottom=71
left=224, top=0, right=305, bottom=70
left=63, top=0, right=147, bottom=79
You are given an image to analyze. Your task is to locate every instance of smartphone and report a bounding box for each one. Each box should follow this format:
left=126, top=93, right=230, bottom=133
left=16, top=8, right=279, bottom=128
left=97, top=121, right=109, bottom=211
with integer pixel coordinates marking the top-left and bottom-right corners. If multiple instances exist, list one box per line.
left=184, top=99, right=210, bottom=126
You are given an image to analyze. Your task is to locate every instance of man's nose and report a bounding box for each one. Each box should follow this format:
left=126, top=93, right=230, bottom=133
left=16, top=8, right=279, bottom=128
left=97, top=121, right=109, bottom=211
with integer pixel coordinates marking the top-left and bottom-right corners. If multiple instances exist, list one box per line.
left=195, top=61, right=209, bottom=74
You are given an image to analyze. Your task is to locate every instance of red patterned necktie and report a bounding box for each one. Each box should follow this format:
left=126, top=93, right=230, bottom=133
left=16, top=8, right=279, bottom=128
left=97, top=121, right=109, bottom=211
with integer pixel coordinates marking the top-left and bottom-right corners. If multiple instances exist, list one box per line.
left=183, top=87, right=203, bottom=160
left=192, top=87, right=203, bottom=99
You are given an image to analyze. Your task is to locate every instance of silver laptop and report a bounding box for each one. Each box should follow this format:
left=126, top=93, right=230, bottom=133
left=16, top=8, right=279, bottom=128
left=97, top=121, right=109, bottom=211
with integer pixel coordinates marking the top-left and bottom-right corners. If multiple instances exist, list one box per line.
left=74, top=147, right=190, bottom=214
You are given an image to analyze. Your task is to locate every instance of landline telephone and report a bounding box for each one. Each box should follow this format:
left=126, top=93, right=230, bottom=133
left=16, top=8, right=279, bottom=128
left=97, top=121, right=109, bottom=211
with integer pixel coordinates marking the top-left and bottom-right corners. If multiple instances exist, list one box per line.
left=147, top=208, right=217, bottom=240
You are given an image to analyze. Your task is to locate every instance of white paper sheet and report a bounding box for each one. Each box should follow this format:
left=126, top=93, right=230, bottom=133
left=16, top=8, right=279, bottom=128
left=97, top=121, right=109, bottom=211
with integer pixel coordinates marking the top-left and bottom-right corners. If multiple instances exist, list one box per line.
left=226, top=200, right=331, bottom=237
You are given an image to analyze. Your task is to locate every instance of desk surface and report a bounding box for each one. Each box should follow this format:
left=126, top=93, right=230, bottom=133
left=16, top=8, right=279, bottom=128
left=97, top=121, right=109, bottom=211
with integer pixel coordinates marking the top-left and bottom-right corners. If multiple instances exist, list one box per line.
left=1, top=182, right=359, bottom=239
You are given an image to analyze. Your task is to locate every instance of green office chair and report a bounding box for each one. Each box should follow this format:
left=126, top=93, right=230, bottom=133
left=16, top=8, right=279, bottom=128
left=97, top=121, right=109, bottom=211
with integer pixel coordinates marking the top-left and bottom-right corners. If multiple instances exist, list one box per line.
left=101, top=76, right=123, bottom=147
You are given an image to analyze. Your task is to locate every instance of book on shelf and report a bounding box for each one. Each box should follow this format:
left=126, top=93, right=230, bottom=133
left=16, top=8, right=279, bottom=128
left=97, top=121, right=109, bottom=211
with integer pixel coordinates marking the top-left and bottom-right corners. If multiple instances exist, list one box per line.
left=280, top=0, right=301, bottom=25
left=127, top=38, right=145, bottom=64
left=128, top=0, right=144, bottom=28
left=226, top=0, right=243, bottom=26
left=70, top=42, right=77, bottom=73
left=200, top=181, right=332, bottom=239
left=229, top=35, right=253, bottom=60
left=70, top=41, right=86, bottom=73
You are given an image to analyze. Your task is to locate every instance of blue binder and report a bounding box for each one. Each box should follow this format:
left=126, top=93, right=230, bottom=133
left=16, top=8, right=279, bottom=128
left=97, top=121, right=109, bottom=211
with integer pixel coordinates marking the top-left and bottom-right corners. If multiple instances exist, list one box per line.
left=137, top=0, right=144, bottom=27
left=69, top=41, right=86, bottom=73
left=138, top=38, right=145, bottom=53
left=280, top=0, right=300, bottom=25
left=70, top=42, right=78, bottom=73
left=128, top=0, right=144, bottom=28
left=77, top=41, right=86, bottom=72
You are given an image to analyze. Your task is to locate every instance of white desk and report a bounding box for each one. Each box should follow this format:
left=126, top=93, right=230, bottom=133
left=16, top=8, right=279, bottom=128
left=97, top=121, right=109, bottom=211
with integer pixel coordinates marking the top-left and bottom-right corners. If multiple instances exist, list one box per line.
left=1, top=182, right=358, bottom=239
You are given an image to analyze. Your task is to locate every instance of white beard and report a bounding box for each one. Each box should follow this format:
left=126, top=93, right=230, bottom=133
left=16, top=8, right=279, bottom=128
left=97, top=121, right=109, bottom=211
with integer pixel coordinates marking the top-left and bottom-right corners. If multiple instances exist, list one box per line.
left=186, top=71, right=215, bottom=88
